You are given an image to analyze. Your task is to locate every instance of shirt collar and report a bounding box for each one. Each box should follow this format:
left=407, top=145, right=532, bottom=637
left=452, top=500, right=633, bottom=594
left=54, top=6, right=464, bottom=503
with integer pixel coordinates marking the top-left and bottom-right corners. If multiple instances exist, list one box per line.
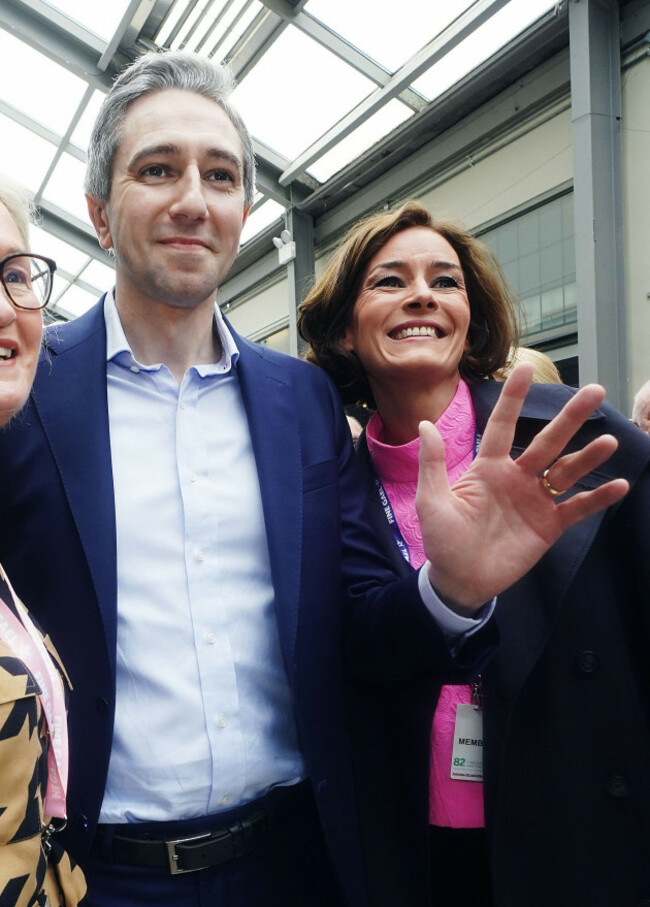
left=104, top=289, right=240, bottom=375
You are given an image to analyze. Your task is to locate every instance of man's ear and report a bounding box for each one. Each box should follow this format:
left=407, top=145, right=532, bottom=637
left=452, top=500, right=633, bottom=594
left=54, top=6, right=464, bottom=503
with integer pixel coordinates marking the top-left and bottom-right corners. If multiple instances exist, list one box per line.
left=86, top=195, right=113, bottom=251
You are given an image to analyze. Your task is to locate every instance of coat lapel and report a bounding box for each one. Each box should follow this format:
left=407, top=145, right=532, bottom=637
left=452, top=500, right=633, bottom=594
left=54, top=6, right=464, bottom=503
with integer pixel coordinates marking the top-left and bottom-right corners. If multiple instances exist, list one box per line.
left=470, top=380, right=609, bottom=692
left=233, top=334, right=303, bottom=664
left=355, top=431, right=412, bottom=579
left=34, top=300, right=118, bottom=669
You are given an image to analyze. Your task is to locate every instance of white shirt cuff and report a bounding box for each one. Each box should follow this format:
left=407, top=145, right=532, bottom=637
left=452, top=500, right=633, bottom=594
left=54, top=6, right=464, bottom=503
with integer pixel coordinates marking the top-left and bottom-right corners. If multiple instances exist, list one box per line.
left=418, top=562, right=496, bottom=641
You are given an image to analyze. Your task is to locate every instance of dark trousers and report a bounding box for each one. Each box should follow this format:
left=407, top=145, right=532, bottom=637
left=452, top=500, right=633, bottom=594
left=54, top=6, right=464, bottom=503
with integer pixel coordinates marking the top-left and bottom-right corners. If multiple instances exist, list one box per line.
left=429, top=825, right=494, bottom=907
left=86, top=782, right=346, bottom=907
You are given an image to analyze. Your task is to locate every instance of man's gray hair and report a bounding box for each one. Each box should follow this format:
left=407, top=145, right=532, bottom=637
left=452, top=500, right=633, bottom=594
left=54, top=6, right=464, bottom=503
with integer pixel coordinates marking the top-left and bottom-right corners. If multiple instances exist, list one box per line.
left=85, top=50, right=256, bottom=209
left=632, top=379, right=650, bottom=424
left=0, top=175, right=33, bottom=248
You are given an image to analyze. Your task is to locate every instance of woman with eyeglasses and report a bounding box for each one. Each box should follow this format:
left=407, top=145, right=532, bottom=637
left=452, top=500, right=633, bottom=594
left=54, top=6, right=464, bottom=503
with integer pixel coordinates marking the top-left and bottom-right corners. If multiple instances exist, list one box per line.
left=0, top=176, right=88, bottom=906
left=298, top=200, right=650, bottom=907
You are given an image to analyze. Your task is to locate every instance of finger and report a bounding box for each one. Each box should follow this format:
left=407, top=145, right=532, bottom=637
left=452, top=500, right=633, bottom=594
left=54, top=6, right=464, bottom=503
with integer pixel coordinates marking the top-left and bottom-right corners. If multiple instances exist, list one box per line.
left=555, top=478, right=629, bottom=530
left=516, top=384, right=607, bottom=476
left=477, top=363, right=534, bottom=459
left=533, top=434, right=619, bottom=495
left=415, top=420, right=451, bottom=510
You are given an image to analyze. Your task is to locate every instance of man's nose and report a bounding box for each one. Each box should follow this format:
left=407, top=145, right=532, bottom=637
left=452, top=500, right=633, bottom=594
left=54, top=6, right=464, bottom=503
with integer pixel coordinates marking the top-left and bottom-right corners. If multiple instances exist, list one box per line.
left=169, top=168, right=208, bottom=220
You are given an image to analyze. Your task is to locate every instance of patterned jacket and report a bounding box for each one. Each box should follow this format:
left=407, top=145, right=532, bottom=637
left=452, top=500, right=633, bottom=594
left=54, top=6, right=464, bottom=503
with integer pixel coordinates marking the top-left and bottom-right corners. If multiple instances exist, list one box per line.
left=0, top=567, right=87, bottom=907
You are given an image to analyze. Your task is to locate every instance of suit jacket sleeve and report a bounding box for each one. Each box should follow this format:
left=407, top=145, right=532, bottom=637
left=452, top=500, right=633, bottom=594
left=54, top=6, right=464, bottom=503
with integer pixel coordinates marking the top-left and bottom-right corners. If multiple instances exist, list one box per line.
left=321, top=379, right=498, bottom=685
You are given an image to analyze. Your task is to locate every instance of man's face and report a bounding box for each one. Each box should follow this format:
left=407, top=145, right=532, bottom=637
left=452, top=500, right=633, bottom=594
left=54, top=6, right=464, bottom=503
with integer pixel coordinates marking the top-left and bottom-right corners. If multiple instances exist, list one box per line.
left=87, top=89, right=248, bottom=314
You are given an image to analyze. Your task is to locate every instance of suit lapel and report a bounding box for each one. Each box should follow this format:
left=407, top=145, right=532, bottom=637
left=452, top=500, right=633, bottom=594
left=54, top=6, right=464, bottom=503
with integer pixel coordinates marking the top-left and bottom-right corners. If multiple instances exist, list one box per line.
left=233, top=335, right=303, bottom=664
left=34, top=301, right=118, bottom=668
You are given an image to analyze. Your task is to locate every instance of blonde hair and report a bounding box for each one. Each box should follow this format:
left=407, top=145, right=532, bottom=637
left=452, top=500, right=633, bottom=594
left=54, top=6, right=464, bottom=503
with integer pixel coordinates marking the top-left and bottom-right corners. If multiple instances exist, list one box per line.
left=0, top=175, right=33, bottom=248
left=494, top=346, right=562, bottom=384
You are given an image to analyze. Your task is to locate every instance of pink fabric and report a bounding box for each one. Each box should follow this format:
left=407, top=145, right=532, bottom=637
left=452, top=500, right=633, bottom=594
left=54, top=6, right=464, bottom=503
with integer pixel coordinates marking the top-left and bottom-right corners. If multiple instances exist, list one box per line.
left=366, top=379, right=485, bottom=828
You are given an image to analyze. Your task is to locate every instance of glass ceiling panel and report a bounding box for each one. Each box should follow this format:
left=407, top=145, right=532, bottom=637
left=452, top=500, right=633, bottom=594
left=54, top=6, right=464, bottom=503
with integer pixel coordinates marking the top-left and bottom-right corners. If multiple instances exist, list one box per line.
left=306, top=0, right=476, bottom=73
left=232, top=25, right=375, bottom=161
left=29, top=225, right=89, bottom=274
left=413, top=0, right=557, bottom=100
left=309, top=99, right=412, bottom=183
left=240, top=198, right=284, bottom=246
left=81, top=259, right=115, bottom=292
left=0, top=114, right=55, bottom=192
left=0, top=29, right=87, bottom=134
left=41, top=0, right=133, bottom=42
left=41, top=152, right=92, bottom=226
left=51, top=282, right=98, bottom=319
left=70, top=90, right=107, bottom=152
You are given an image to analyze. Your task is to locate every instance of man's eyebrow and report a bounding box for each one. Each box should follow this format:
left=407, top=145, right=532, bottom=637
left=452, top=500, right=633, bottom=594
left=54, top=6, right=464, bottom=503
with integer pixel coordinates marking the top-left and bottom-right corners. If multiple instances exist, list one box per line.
left=127, top=143, right=243, bottom=174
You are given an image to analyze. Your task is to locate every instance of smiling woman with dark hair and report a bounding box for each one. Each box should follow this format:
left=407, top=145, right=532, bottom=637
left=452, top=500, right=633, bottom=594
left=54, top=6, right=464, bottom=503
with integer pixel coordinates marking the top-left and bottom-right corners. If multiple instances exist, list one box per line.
left=299, top=200, right=650, bottom=907
left=0, top=176, right=88, bottom=907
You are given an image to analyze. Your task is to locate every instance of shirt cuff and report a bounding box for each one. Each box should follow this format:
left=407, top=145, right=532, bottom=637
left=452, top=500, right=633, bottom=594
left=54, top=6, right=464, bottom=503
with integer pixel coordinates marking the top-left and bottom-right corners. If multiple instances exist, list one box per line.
left=418, top=562, right=496, bottom=641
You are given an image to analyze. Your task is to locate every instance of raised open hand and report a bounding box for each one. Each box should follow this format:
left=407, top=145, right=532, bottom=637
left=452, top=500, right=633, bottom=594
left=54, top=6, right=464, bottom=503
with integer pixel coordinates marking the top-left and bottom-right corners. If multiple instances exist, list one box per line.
left=416, top=364, right=629, bottom=612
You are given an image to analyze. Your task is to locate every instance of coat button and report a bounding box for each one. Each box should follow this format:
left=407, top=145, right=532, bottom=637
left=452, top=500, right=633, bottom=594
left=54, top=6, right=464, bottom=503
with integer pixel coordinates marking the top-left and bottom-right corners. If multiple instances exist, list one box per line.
left=605, top=775, right=630, bottom=798
left=96, top=697, right=109, bottom=715
left=577, top=651, right=599, bottom=674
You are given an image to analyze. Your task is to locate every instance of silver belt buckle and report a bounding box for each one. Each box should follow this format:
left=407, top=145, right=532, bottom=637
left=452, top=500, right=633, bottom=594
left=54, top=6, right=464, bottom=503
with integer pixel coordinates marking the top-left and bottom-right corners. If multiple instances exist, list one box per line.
left=165, top=832, right=212, bottom=875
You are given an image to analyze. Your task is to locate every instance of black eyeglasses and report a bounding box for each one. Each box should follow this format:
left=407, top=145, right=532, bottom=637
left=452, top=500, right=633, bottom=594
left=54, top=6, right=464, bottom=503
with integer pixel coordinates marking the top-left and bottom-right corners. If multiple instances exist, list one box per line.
left=0, top=253, right=57, bottom=310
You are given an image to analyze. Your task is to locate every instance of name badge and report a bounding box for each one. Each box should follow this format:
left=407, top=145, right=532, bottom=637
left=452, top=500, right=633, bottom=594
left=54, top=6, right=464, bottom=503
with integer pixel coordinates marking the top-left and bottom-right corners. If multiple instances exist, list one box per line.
left=451, top=703, right=483, bottom=781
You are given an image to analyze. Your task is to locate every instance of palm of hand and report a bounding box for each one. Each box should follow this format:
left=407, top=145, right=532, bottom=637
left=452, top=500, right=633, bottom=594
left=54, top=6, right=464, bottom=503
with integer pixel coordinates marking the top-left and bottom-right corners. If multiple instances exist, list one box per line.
left=416, top=365, right=628, bottom=611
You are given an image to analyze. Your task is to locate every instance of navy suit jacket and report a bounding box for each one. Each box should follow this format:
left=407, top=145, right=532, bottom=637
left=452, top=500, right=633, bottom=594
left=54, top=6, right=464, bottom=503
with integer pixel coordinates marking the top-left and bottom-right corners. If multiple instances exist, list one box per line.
left=353, top=380, right=650, bottom=907
left=0, top=300, right=497, bottom=906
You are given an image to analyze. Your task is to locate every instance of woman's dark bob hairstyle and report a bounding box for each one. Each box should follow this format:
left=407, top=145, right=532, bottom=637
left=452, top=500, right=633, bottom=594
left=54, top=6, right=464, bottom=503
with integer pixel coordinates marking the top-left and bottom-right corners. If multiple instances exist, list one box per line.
left=298, top=200, right=519, bottom=408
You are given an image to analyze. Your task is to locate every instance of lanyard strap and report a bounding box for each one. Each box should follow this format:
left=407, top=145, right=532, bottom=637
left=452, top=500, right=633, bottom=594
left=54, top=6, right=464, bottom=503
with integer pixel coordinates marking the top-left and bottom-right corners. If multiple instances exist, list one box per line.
left=0, top=573, right=68, bottom=818
left=371, top=431, right=482, bottom=566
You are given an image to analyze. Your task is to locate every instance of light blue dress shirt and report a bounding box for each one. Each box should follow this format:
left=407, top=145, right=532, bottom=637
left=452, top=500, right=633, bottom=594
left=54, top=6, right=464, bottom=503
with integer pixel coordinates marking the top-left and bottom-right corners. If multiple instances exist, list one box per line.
left=99, top=293, right=305, bottom=823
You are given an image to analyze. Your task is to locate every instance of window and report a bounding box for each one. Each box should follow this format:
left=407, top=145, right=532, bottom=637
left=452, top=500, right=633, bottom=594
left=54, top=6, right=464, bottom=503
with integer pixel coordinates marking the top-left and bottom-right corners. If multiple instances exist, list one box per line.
left=480, top=194, right=576, bottom=342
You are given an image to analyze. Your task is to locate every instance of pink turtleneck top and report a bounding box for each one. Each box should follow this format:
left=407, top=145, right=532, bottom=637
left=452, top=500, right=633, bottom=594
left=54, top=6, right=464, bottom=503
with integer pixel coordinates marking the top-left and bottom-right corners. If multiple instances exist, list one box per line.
left=365, top=378, right=485, bottom=828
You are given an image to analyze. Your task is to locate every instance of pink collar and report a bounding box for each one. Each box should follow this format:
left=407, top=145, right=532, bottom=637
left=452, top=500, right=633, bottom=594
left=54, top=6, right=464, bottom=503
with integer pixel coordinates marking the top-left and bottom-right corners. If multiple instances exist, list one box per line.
left=366, top=379, right=476, bottom=487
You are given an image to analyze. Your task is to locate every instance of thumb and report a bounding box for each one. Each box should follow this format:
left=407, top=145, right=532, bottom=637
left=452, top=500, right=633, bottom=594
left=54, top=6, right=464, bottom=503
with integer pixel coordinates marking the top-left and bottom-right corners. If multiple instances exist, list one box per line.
left=415, top=420, right=450, bottom=515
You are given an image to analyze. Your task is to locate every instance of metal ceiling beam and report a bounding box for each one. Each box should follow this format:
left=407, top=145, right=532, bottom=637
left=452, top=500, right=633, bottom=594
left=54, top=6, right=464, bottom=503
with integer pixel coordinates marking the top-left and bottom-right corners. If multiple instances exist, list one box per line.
left=98, top=0, right=158, bottom=70
left=36, top=201, right=112, bottom=265
left=252, top=139, right=317, bottom=204
left=138, top=0, right=177, bottom=41
left=226, top=11, right=287, bottom=81
left=300, top=14, right=570, bottom=231
left=251, top=0, right=425, bottom=111
left=34, top=87, right=95, bottom=206
left=285, top=207, right=314, bottom=356
left=0, top=0, right=113, bottom=86
left=278, top=0, right=512, bottom=186
left=570, top=0, right=626, bottom=406
left=292, top=11, right=426, bottom=113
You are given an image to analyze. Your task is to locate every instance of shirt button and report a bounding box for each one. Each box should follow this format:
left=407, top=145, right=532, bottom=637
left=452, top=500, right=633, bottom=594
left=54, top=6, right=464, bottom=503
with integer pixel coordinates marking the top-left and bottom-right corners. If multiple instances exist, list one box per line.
left=217, top=715, right=227, bottom=729
left=206, top=631, right=216, bottom=644
left=189, top=471, right=197, bottom=483
left=195, top=548, right=205, bottom=562
left=219, top=795, right=230, bottom=807
left=179, top=400, right=186, bottom=410
left=130, top=365, right=139, bottom=373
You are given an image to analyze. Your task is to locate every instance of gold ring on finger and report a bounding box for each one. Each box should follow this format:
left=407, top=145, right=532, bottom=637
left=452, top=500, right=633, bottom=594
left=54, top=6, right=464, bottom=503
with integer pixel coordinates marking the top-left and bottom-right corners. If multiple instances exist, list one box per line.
left=540, top=467, right=564, bottom=498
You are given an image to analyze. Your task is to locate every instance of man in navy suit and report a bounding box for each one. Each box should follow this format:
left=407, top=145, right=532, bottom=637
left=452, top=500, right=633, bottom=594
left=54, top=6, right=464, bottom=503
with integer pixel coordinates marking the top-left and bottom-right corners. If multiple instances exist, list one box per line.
left=0, top=51, right=626, bottom=907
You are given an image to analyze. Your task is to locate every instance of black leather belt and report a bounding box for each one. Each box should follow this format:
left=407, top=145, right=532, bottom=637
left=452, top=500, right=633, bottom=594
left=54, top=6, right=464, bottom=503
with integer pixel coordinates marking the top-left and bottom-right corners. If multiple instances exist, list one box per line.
left=93, top=807, right=269, bottom=875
